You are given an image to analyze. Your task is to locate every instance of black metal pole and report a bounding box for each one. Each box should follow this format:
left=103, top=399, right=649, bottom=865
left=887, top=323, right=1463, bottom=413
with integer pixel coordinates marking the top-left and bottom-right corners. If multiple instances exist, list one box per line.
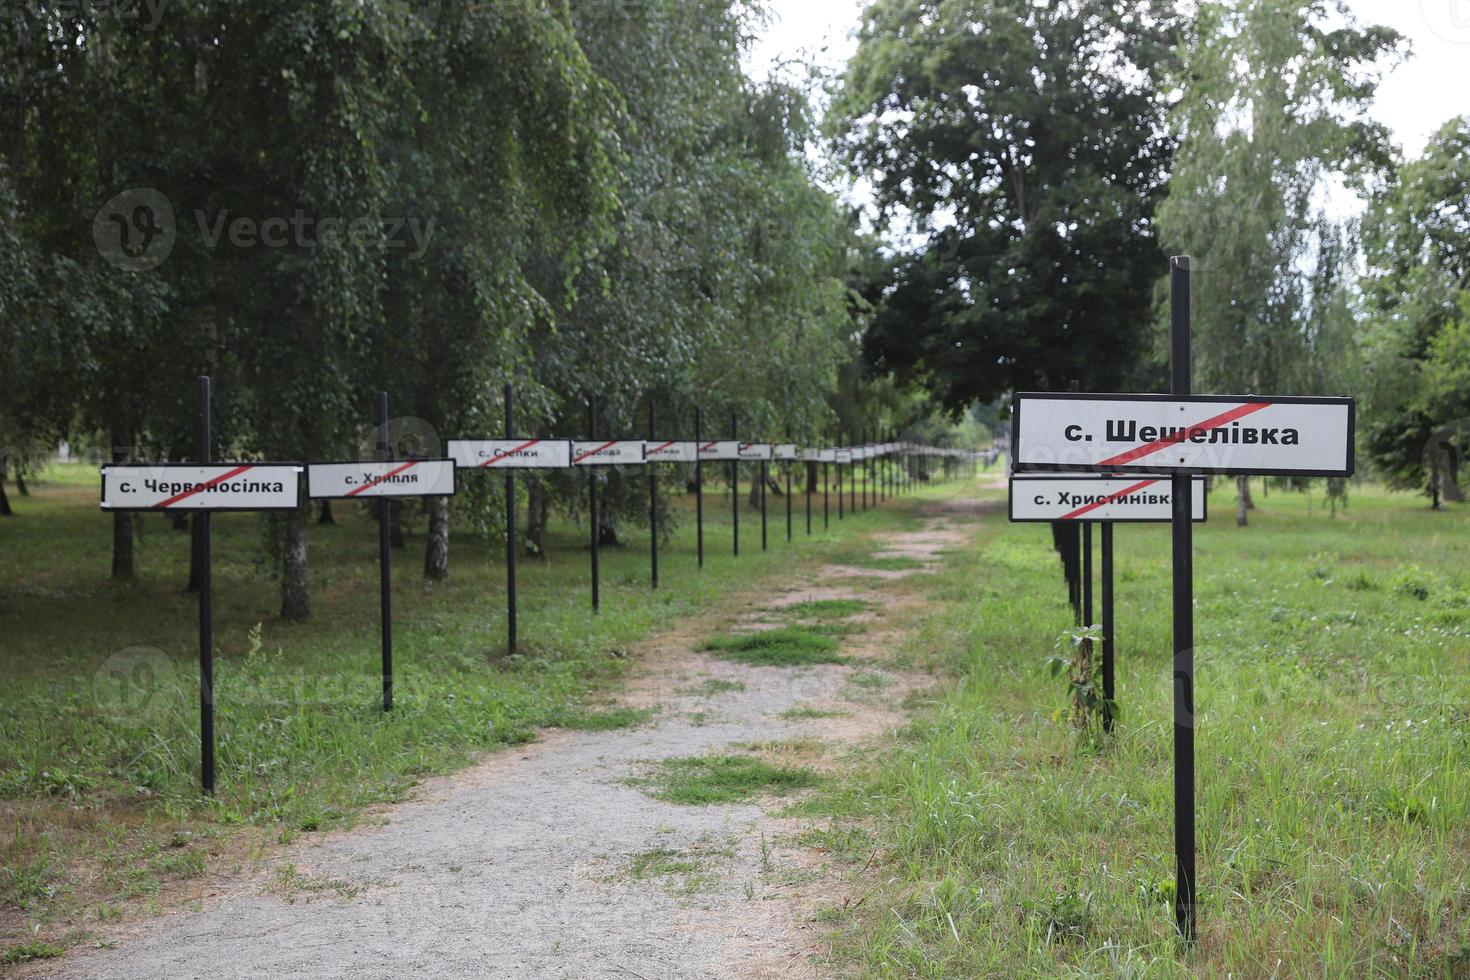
left=1083, top=521, right=1092, bottom=627
left=823, top=457, right=830, bottom=528
left=649, top=399, right=658, bottom=589
left=785, top=429, right=793, bottom=542
left=1102, top=521, right=1115, bottom=734
left=760, top=458, right=768, bottom=551
left=589, top=395, right=599, bottom=613
left=197, top=375, right=214, bottom=797
left=805, top=443, right=813, bottom=536
left=695, top=408, right=704, bottom=569
left=1171, top=255, right=1197, bottom=942
left=505, top=384, right=517, bottom=654
left=838, top=432, right=845, bottom=520
left=731, top=410, right=739, bottom=557
left=849, top=437, right=857, bottom=515
left=863, top=429, right=870, bottom=511
left=377, top=391, right=393, bottom=712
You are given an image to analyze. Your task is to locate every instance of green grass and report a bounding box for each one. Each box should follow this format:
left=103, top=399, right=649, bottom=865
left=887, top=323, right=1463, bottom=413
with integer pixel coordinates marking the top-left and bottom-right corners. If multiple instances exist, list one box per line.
left=635, top=753, right=820, bottom=805
left=701, top=626, right=848, bottom=666
left=842, top=555, right=926, bottom=571
left=802, top=482, right=1470, bottom=977
left=780, top=706, right=846, bottom=720
left=771, top=599, right=871, bottom=619
left=2, top=941, right=65, bottom=964
left=679, top=679, right=746, bottom=697
left=0, top=459, right=928, bottom=950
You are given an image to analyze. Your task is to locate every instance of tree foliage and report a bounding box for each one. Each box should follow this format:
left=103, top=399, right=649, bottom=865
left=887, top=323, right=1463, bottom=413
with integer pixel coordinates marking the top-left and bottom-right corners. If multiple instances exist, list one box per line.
left=834, top=0, right=1179, bottom=410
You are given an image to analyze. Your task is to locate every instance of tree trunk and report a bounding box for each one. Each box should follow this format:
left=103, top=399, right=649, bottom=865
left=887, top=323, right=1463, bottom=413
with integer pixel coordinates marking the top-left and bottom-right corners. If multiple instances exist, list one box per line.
left=389, top=500, right=406, bottom=549
left=14, top=461, right=27, bottom=496
left=111, top=425, right=133, bottom=578
left=1235, top=475, right=1250, bottom=527
left=423, top=495, right=449, bottom=581
left=525, top=475, right=548, bottom=559
left=806, top=461, right=818, bottom=495
left=1441, top=445, right=1465, bottom=503
left=317, top=500, right=336, bottom=525
left=280, top=505, right=310, bottom=620
left=0, top=454, right=11, bottom=516
left=169, top=510, right=189, bottom=532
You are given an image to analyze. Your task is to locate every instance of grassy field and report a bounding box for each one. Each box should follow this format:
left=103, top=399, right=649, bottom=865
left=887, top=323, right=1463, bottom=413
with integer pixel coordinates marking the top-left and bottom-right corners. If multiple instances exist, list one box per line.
left=804, top=482, right=1470, bottom=977
left=0, top=458, right=915, bottom=960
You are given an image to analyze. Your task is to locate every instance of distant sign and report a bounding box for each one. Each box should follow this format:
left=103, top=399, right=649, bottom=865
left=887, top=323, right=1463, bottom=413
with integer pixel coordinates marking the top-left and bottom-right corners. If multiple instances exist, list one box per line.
left=645, top=441, right=698, bottom=463
left=572, top=441, right=646, bottom=466
left=774, top=444, right=798, bottom=461
left=308, top=459, right=456, bottom=499
left=448, top=439, right=572, bottom=470
left=738, top=443, right=773, bottom=461
left=1009, top=475, right=1208, bottom=523
left=834, top=449, right=853, bottom=464
left=800, top=448, right=824, bottom=462
left=1011, top=393, right=1355, bottom=477
left=820, top=449, right=837, bottom=463
left=698, top=441, right=740, bottom=461
left=101, top=463, right=302, bottom=511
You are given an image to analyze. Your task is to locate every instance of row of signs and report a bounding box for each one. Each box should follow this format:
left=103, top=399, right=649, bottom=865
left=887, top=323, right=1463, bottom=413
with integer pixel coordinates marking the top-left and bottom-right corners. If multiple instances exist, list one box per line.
left=99, top=440, right=956, bottom=510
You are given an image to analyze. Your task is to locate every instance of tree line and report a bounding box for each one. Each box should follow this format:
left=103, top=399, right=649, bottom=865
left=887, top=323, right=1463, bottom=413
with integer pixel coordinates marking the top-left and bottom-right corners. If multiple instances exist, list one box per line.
left=1, top=1, right=973, bottom=620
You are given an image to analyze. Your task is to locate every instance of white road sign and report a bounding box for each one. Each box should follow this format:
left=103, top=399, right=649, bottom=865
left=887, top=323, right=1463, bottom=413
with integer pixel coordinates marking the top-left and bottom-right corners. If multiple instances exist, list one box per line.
left=698, top=441, right=740, bottom=461
left=645, top=440, right=698, bottom=463
left=1011, top=393, right=1354, bottom=477
left=800, top=448, right=824, bottom=462
left=738, top=443, right=773, bottom=461
left=572, top=441, right=646, bottom=466
left=834, top=449, right=853, bottom=464
left=448, top=439, right=572, bottom=470
left=774, top=444, right=798, bottom=461
left=307, top=459, right=456, bottom=499
left=101, top=463, right=302, bottom=511
left=820, top=449, right=837, bottom=463
left=1009, top=475, right=1208, bottom=523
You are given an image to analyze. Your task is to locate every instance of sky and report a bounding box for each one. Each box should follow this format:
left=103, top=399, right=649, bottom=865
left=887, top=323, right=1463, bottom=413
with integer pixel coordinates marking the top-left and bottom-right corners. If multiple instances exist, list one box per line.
left=746, top=0, right=1470, bottom=162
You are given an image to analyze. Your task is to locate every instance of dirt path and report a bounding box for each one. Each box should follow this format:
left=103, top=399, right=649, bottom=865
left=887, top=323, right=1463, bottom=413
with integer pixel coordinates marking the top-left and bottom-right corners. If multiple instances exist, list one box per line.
left=37, top=500, right=981, bottom=980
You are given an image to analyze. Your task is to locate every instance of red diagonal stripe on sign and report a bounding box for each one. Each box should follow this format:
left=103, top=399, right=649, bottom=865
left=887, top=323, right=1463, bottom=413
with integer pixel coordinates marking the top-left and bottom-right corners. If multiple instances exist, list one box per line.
left=346, top=460, right=418, bottom=497
left=1097, top=402, right=1272, bottom=468
left=699, top=441, right=719, bottom=452
left=480, top=439, right=542, bottom=468
left=646, top=440, right=676, bottom=457
left=154, top=464, right=255, bottom=509
left=573, top=440, right=619, bottom=464
left=1060, top=478, right=1162, bottom=521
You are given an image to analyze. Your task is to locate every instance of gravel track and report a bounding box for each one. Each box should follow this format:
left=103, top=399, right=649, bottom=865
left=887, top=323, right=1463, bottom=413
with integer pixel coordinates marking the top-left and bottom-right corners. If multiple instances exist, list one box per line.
left=39, top=502, right=977, bottom=980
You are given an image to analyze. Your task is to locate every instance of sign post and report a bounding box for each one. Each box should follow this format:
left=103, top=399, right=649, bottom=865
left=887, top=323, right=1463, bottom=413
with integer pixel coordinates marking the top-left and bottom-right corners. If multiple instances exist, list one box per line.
left=506, top=386, right=517, bottom=652
left=731, top=412, right=739, bottom=557
left=1011, top=255, right=1354, bottom=943
left=589, top=397, right=599, bottom=611
left=448, top=433, right=573, bottom=651
left=1169, top=256, right=1196, bottom=943
left=101, top=376, right=303, bottom=796
left=696, top=408, right=705, bottom=569
left=1101, top=522, right=1115, bottom=733
left=649, top=400, right=658, bottom=590
left=307, top=407, right=456, bottom=709
left=780, top=436, right=795, bottom=542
